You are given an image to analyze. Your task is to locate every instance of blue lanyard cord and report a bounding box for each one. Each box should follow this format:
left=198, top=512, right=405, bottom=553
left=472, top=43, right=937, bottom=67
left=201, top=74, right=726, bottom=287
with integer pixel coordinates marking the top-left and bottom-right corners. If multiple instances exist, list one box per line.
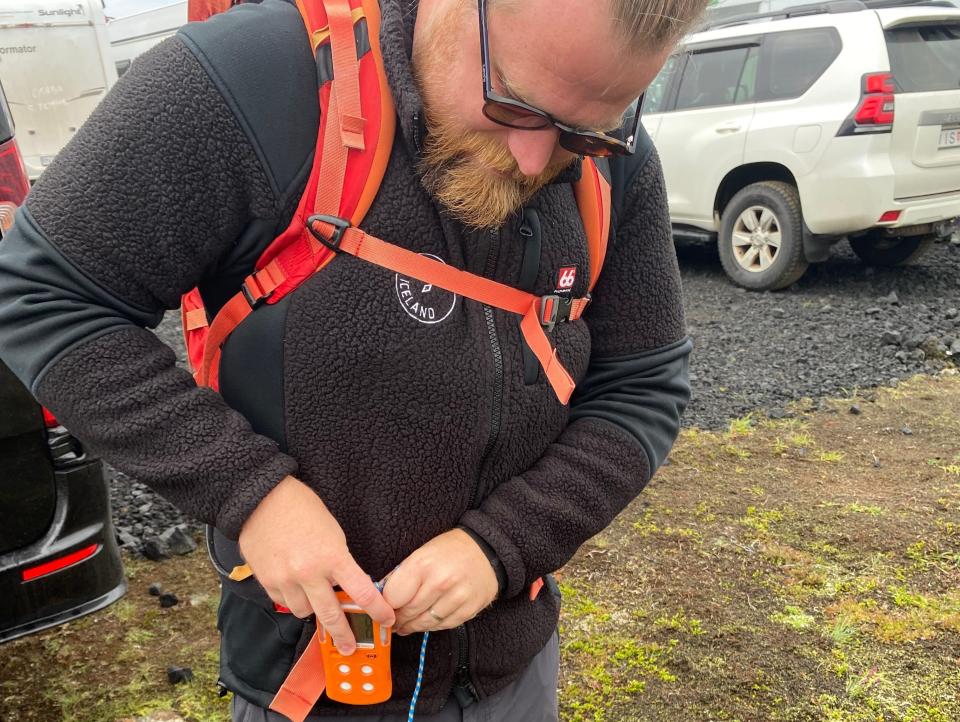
left=373, top=577, right=429, bottom=721
left=407, top=631, right=429, bottom=722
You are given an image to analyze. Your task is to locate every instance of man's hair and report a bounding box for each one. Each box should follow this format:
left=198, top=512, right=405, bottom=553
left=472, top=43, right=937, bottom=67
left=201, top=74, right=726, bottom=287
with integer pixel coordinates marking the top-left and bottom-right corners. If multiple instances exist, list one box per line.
left=486, top=0, right=708, bottom=51
left=611, top=0, right=709, bottom=48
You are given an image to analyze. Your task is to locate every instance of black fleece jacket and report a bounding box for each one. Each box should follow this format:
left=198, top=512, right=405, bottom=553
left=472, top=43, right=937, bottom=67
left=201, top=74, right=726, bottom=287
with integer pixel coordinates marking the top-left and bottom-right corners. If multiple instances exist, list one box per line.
left=0, top=0, right=690, bottom=714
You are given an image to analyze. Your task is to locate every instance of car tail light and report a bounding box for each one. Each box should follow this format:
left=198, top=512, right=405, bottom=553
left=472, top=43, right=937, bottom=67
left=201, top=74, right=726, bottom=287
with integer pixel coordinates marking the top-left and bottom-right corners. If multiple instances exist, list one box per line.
left=0, top=138, right=30, bottom=211
left=837, top=72, right=895, bottom=136
left=21, top=544, right=101, bottom=582
left=42, top=407, right=59, bottom=428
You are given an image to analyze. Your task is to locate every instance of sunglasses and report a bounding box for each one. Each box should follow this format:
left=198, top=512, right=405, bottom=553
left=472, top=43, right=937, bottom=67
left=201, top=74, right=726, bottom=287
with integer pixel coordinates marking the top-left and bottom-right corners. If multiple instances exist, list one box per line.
left=478, top=0, right=644, bottom=158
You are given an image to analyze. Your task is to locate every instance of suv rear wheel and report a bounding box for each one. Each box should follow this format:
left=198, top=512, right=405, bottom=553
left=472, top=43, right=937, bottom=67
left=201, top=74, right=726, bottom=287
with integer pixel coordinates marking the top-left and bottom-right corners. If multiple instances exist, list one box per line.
left=848, top=232, right=934, bottom=267
left=719, top=181, right=809, bottom=291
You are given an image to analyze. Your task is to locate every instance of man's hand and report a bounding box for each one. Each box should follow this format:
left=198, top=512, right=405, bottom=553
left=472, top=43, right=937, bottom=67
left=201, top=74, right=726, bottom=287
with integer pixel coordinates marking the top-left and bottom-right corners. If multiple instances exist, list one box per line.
left=237, top=475, right=395, bottom=655
left=382, top=529, right=499, bottom=635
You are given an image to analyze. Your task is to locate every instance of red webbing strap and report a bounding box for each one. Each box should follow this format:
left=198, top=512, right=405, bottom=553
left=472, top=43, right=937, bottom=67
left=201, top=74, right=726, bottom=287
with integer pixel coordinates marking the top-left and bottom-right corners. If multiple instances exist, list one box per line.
left=195, top=259, right=287, bottom=388
left=313, top=0, right=363, bottom=231
left=314, top=84, right=351, bottom=219
left=195, top=0, right=372, bottom=391
left=314, top=221, right=582, bottom=404
left=327, top=0, right=365, bottom=151
left=575, top=158, right=613, bottom=293
left=183, top=307, right=208, bottom=332
left=269, top=630, right=326, bottom=722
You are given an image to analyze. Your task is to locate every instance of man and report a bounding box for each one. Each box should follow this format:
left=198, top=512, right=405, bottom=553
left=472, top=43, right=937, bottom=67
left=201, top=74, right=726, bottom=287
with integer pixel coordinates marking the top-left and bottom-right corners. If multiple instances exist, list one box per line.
left=0, top=0, right=705, bottom=719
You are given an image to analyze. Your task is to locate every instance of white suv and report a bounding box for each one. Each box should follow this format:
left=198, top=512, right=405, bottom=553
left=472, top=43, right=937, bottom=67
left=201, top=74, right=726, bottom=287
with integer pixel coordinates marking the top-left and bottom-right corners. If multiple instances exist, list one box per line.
left=643, top=0, right=960, bottom=290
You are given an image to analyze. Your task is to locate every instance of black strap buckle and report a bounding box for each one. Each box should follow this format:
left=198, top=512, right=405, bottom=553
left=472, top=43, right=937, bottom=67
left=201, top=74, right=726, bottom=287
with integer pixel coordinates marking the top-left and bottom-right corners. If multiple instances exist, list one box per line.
left=241, top=276, right=268, bottom=309
left=540, top=295, right=574, bottom=333
left=306, top=214, right=351, bottom=253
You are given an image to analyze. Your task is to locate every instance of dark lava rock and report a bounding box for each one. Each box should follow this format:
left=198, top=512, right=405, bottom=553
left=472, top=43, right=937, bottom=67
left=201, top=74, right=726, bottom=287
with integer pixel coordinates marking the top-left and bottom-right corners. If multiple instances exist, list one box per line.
left=159, top=592, right=179, bottom=608
left=148, top=582, right=163, bottom=597
left=141, top=537, right=170, bottom=562
left=116, top=529, right=140, bottom=550
left=160, top=525, right=197, bottom=556
left=166, top=666, right=194, bottom=685
left=849, top=404, right=862, bottom=415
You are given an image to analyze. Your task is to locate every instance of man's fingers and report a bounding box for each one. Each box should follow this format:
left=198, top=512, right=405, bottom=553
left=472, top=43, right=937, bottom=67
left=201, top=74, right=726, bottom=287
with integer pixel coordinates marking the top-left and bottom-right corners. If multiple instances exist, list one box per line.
left=335, top=563, right=396, bottom=627
left=392, top=582, right=442, bottom=630
left=398, top=600, right=471, bottom=635
left=304, top=582, right=357, bottom=655
left=279, top=588, right=314, bottom=620
left=381, top=562, right=421, bottom=612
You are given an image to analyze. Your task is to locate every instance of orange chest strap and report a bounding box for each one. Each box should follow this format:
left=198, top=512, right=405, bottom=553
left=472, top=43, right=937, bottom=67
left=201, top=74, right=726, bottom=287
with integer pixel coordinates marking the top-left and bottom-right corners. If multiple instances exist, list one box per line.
left=307, top=215, right=591, bottom=404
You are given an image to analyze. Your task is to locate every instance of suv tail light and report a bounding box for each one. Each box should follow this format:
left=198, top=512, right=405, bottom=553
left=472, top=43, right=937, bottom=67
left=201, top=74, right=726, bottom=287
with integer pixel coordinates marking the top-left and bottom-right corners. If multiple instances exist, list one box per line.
left=0, top=138, right=30, bottom=235
left=837, top=72, right=895, bottom=136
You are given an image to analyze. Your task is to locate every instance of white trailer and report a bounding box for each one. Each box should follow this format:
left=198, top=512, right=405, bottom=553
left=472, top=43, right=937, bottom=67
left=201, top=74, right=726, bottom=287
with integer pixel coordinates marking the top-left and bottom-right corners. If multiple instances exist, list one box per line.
left=107, top=1, right=186, bottom=78
left=0, top=0, right=117, bottom=181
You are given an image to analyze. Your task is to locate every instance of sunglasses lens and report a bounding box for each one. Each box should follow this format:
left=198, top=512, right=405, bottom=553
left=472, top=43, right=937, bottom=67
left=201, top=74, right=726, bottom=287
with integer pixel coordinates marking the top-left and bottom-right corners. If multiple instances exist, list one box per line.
left=560, top=133, right=617, bottom=158
left=484, top=101, right=551, bottom=130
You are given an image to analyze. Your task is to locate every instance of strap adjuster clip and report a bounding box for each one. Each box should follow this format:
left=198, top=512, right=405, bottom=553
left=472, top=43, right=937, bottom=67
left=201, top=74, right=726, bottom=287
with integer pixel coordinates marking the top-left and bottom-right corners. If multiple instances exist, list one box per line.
left=241, top=276, right=268, bottom=309
left=306, top=214, right=351, bottom=253
left=539, top=295, right=574, bottom=333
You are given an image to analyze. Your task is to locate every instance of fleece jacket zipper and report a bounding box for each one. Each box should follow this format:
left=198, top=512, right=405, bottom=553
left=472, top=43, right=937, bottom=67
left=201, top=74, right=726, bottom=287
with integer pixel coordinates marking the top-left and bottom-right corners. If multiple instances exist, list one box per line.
left=472, top=227, right=505, bottom=506
left=452, top=228, right=505, bottom=708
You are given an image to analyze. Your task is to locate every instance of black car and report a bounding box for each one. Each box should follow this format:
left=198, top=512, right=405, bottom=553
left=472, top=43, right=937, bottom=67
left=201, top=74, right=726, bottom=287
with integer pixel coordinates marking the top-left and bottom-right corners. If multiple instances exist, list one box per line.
left=0, top=78, right=126, bottom=644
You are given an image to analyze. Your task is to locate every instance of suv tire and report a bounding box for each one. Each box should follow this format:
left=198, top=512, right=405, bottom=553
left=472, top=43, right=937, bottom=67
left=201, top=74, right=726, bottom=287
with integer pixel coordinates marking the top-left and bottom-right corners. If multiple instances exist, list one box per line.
left=719, top=181, right=809, bottom=291
left=848, top=232, right=934, bottom=267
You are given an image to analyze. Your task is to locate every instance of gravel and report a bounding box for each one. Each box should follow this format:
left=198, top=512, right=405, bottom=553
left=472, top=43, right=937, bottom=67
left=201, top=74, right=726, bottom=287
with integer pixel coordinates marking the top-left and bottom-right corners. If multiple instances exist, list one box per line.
left=108, top=236, right=960, bottom=552
left=679, top=237, right=960, bottom=429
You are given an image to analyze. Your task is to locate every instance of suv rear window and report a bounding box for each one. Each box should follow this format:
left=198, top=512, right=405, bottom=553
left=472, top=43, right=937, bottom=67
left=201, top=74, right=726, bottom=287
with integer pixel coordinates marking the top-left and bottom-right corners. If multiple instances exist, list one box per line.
left=759, top=28, right=842, bottom=101
left=676, top=46, right=752, bottom=110
left=886, top=23, right=960, bottom=93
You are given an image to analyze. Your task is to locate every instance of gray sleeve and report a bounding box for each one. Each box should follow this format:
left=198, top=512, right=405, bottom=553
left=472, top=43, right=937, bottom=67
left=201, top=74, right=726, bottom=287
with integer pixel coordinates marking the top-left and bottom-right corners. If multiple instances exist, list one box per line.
left=459, top=148, right=691, bottom=598
left=0, top=24, right=309, bottom=538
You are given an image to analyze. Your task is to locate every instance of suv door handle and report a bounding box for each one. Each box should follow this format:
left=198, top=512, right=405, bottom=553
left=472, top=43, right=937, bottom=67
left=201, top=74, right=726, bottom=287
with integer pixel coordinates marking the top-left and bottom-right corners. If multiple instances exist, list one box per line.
left=715, top=122, right=742, bottom=134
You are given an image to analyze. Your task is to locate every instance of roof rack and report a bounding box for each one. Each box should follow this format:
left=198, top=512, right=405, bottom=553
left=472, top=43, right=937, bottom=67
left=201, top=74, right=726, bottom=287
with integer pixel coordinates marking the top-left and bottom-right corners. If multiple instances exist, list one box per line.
left=700, top=0, right=957, bottom=31
left=861, top=0, right=957, bottom=8
left=701, top=0, right=867, bottom=31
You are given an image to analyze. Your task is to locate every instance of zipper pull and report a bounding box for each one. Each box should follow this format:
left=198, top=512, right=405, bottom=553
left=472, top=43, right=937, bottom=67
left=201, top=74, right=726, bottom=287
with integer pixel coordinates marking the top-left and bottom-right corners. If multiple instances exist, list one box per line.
left=452, top=665, right=480, bottom=707
left=412, top=111, right=424, bottom=156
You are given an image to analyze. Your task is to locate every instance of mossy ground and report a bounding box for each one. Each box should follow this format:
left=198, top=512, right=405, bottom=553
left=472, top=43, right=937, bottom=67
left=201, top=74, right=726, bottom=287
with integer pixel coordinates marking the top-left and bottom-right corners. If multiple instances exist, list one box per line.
left=2, top=374, right=958, bottom=722
left=559, top=373, right=960, bottom=722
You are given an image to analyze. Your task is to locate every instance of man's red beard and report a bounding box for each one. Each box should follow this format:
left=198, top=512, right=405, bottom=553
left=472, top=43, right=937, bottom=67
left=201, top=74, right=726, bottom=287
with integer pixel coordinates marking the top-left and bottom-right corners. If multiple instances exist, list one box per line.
left=412, top=7, right=574, bottom=229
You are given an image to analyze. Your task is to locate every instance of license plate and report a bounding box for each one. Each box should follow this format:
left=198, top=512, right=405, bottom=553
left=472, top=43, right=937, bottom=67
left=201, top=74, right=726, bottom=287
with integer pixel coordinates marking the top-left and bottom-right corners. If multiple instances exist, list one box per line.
left=939, top=126, right=960, bottom=149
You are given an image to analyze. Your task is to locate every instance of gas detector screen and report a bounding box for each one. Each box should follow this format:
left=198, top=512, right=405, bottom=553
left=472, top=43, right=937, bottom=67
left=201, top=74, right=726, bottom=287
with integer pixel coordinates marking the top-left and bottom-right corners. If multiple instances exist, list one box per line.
left=348, top=612, right=375, bottom=645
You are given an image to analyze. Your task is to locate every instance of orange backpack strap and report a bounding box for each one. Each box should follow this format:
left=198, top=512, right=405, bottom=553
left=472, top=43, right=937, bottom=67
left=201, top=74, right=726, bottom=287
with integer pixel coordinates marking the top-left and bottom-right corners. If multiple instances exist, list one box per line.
left=306, top=217, right=587, bottom=404
left=574, top=157, right=612, bottom=293
left=270, top=629, right=328, bottom=722
left=186, top=0, right=395, bottom=390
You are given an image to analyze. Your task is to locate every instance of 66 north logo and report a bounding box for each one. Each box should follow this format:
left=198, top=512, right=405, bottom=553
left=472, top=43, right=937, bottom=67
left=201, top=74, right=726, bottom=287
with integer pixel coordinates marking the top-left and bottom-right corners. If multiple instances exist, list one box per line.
left=555, top=266, right=577, bottom=294
left=395, top=254, right=458, bottom=325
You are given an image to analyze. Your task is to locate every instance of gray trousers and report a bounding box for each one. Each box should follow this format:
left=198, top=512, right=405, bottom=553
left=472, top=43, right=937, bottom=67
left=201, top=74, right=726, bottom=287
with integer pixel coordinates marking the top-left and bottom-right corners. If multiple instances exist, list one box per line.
left=231, top=631, right=559, bottom=722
